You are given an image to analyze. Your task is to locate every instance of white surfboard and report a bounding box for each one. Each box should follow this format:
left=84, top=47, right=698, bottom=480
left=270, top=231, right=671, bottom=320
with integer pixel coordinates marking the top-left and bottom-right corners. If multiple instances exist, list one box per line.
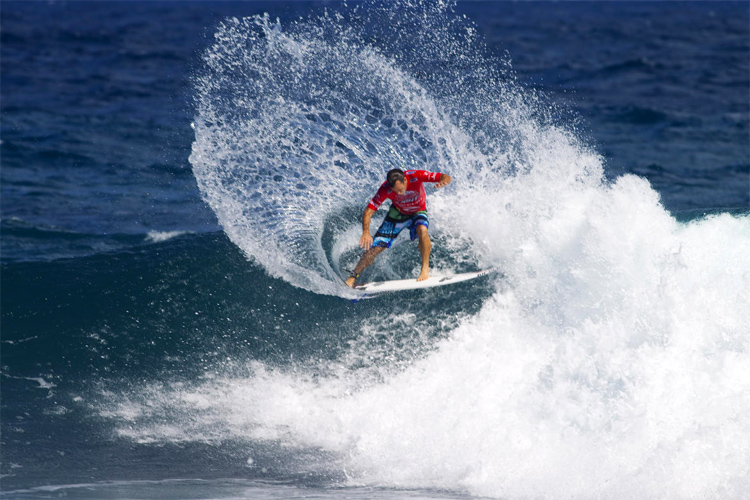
left=354, top=268, right=498, bottom=294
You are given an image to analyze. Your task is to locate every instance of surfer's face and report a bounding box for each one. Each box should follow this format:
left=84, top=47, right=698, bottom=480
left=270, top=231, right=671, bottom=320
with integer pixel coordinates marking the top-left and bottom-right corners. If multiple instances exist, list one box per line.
left=391, top=179, right=407, bottom=195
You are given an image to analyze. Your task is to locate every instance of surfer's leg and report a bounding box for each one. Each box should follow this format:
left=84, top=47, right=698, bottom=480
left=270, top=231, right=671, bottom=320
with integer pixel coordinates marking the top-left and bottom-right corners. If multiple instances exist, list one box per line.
left=415, top=224, right=431, bottom=281
left=347, top=210, right=409, bottom=287
left=346, top=246, right=386, bottom=287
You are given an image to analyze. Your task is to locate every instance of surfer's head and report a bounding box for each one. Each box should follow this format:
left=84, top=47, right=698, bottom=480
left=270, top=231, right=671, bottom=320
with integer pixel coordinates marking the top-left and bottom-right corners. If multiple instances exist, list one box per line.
left=387, top=169, right=407, bottom=194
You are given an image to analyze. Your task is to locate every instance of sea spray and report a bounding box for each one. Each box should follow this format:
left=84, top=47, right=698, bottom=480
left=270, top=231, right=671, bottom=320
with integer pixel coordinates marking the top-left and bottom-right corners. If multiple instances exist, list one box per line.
left=190, top=13, right=466, bottom=295
left=188, top=1, right=561, bottom=295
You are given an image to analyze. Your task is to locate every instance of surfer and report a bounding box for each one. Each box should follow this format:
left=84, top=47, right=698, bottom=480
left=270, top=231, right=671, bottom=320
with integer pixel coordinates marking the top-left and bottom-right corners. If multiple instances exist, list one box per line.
left=346, top=168, right=452, bottom=287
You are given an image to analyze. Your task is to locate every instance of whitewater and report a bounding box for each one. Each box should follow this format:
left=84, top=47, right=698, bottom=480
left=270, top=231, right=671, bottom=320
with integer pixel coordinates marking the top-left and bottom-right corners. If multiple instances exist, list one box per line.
left=105, top=2, right=750, bottom=499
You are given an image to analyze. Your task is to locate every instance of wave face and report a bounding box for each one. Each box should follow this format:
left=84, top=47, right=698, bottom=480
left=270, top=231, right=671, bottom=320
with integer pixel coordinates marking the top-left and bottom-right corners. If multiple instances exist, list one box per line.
left=174, top=1, right=750, bottom=498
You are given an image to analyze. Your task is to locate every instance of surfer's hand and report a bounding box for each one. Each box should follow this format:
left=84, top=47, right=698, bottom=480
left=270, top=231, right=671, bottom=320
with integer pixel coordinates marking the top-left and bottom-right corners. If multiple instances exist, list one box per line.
left=359, top=232, right=373, bottom=250
left=435, top=173, right=452, bottom=189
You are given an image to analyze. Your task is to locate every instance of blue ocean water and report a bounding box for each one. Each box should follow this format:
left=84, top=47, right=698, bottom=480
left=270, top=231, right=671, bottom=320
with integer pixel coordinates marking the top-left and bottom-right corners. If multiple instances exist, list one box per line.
left=2, top=1, right=749, bottom=499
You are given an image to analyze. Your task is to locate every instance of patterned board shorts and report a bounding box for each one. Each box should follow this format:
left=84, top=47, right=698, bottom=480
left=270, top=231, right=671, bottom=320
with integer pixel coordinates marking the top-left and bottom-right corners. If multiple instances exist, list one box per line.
left=372, top=206, right=429, bottom=248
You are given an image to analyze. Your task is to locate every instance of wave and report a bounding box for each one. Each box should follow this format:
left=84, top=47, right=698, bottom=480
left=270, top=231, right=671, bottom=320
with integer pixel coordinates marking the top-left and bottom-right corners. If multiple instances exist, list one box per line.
left=101, top=182, right=750, bottom=498
left=101, top=1, right=750, bottom=498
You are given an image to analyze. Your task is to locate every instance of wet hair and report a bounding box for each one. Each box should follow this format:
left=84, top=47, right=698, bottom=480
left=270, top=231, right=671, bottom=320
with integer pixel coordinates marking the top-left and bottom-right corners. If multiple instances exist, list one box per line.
left=387, top=168, right=405, bottom=187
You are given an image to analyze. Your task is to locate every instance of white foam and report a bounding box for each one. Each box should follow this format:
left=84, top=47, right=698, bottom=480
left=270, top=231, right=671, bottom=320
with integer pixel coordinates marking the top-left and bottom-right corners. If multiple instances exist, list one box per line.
left=145, top=230, right=188, bottom=243
left=105, top=202, right=750, bottom=498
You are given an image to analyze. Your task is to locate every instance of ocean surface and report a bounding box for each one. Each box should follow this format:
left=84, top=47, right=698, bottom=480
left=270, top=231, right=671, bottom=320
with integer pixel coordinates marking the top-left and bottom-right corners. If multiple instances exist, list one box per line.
left=2, top=1, right=749, bottom=499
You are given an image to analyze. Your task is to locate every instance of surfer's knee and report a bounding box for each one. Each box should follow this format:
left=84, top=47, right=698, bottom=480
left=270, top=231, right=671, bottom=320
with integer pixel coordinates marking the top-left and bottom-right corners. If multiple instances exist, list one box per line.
left=416, top=225, right=430, bottom=245
left=361, top=246, right=385, bottom=266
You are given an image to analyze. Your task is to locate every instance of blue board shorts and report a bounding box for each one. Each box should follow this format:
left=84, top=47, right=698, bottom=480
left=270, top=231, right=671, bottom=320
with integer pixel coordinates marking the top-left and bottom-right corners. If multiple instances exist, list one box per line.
left=372, top=206, right=429, bottom=248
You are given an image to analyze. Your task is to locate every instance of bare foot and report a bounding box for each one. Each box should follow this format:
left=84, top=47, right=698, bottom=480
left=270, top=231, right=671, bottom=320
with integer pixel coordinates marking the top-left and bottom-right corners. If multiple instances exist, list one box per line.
left=417, top=269, right=430, bottom=281
left=345, top=276, right=356, bottom=288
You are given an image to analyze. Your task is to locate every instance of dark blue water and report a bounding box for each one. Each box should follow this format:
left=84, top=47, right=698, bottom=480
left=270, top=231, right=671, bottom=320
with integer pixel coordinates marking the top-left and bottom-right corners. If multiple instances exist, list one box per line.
left=2, top=2, right=749, bottom=499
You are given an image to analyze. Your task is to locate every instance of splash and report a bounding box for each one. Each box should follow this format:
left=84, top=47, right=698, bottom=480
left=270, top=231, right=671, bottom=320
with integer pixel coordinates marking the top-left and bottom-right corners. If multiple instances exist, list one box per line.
left=188, top=1, right=572, bottom=295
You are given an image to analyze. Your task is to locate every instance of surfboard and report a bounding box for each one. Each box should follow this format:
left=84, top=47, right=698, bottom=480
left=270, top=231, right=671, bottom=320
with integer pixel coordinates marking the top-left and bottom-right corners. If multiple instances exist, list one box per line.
left=354, top=267, right=497, bottom=294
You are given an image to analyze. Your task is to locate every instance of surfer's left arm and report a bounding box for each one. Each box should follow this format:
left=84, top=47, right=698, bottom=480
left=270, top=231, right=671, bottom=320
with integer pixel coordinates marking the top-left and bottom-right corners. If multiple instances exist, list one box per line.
left=435, top=173, right=452, bottom=188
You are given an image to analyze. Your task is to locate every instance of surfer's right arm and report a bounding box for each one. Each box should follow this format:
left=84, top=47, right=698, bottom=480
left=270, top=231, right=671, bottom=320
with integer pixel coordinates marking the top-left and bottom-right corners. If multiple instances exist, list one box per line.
left=360, top=207, right=376, bottom=250
left=361, top=182, right=391, bottom=250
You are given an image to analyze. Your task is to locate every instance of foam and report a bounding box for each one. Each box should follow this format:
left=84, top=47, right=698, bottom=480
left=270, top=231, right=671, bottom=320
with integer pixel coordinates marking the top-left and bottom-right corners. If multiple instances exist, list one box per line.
left=107, top=189, right=750, bottom=498
left=145, top=230, right=188, bottom=243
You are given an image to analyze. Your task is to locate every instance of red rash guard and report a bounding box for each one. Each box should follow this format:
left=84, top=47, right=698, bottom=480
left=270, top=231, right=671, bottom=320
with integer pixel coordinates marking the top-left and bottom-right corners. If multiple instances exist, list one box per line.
left=367, top=170, right=443, bottom=215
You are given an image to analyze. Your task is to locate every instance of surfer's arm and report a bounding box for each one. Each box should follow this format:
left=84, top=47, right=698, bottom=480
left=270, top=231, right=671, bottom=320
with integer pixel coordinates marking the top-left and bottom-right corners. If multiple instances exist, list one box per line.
left=413, top=170, right=450, bottom=187
left=359, top=207, right=376, bottom=250
left=435, top=173, right=452, bottom=188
